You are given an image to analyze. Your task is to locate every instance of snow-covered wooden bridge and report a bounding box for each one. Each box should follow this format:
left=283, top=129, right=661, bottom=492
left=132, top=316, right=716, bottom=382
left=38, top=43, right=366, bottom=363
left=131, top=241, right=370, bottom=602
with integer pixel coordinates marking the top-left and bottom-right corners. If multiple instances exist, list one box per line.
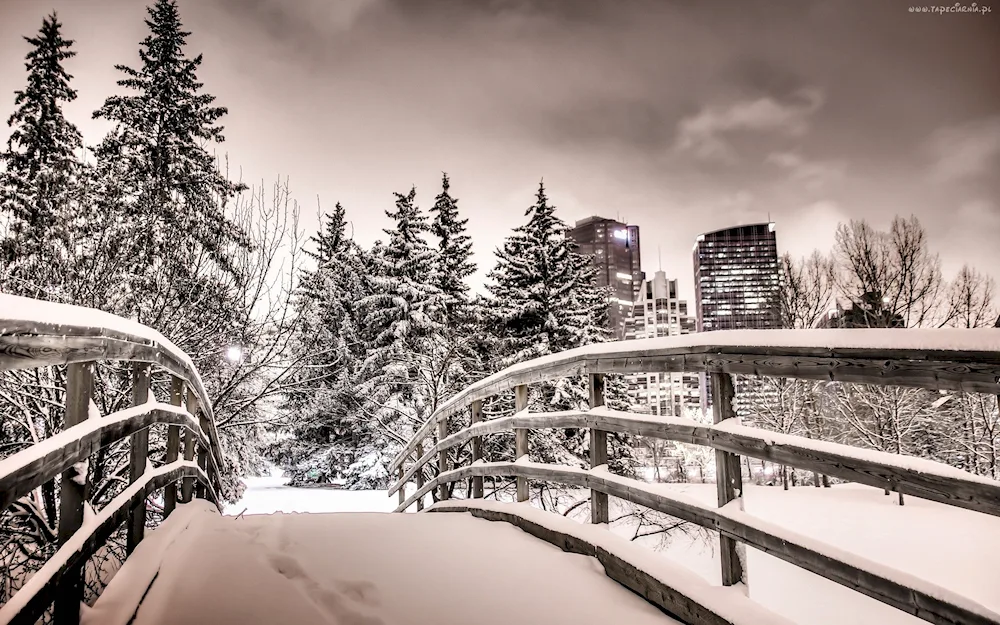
left=2, top=293, right=1000, bottom=625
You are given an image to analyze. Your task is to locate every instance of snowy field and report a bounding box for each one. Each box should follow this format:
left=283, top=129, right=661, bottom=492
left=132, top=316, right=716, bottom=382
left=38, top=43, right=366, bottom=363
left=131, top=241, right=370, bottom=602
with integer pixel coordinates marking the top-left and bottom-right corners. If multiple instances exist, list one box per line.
left=89, top=468, right=999, bottom=625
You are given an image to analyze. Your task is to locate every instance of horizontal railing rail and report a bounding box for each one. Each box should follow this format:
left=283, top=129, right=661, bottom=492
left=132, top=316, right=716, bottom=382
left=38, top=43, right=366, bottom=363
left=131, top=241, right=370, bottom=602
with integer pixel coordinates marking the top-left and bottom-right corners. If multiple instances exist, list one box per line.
left=387, top=407, right=1000, bottom=518
left=0, top=294, right=226, bottom=625
left=389, top=329, right=1000, bottom=474
left=389, top=330, right=1000, bottom=625
left=0, top=294, right=226, bottom=476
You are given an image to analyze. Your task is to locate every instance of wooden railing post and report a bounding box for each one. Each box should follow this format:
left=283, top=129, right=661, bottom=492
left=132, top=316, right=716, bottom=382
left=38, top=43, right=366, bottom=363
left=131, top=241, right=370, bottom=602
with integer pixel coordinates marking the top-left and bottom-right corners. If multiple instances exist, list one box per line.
left=181, top=388, right=197, bottom=503
left=415, top=443, right=425, bottom=511
left=55, top=362, right=94, bottom=625
left=398, top=466, right=406, bottom=506
left=163, top=376, right=183, bottom=516
left=438, top=418, right=450, bottom=501
left=471, top=400, right=484, bottom=499
left=589, top=373, right=609, bottom=525
left=127, top=363, right=150, bottom=555
left=195, top=412, right=209, bottom=500
left=515, top=384, right=529, bottom=502
left=712, top=371, right=745, bottom=587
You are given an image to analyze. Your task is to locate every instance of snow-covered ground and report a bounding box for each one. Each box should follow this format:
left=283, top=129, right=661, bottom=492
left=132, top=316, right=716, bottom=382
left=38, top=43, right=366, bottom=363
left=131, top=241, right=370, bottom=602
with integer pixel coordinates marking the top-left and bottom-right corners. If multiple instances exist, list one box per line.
left=222, top=467, right=398, bottom=516
left=125, top=506, right=680, bottom=625
left=614, top=483, right=1000, bottom=625
left=89, top=468, right=998, bottom=625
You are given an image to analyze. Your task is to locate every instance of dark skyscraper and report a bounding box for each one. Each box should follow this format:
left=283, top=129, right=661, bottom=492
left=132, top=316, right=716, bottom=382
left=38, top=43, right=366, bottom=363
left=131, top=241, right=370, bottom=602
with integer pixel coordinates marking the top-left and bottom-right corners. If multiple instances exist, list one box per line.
left=567, top=216, right=643, bottom=339
left=693, top=223, right=780, bottom=332
left=693, top=223, right=781, bottom=413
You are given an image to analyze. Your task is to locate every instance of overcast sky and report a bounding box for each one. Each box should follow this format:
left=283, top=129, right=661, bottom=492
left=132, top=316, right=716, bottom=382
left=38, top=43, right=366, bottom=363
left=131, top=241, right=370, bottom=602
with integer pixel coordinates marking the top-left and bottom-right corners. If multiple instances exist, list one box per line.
left=1, top=0, right=998, bottom=304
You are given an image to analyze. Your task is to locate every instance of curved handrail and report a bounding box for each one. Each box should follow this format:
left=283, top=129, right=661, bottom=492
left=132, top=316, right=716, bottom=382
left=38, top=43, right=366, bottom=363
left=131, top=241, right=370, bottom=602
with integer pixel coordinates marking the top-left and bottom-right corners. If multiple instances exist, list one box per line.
left=390, top=333, right=1000, bottom=625
left=0, top=402, right=220, bottom=511
left=0, top=293, right=226, bottom=474
left=386, top=408, right=1000, bottom=517
left=0, top=462, right=213, bottom=625
left=389, top=328, right=1000, bottom=472
left=0, top=294, right=228, bottom=624
left=421, top=465, right=1000, bottom=625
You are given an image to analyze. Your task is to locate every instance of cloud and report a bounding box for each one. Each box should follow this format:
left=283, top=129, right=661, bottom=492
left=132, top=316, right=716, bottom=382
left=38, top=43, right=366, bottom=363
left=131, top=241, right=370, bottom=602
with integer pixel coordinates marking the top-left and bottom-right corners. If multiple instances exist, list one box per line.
left=777, top=200, right=847, bottom=259
left=675, top=88, right=824, bottom=162
left=926, top=116, right=1000, bottom=183
left=766, top=150, right=846, bottom=189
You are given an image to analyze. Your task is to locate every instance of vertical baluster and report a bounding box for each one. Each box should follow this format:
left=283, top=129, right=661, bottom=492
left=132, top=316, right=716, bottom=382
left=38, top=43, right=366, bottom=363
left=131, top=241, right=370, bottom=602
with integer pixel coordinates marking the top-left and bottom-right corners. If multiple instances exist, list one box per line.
left=437, top=419, right=450, bottom=501
left=163, top=376, right=183, bottom=516
left=196, top=411, right=209, bottom=500
left=181, top=388, right=197, bottom=503
left=55, top=362, right=94, bottom=625
left=127, top=363, right=151, bottom=554
left=398, top=466, right=405, bottom=507
left=415, top=443, right=425, bottom=511
left=471, top=400, right=484, bottom=499
left=712, top=371, right=744, bottom=587
left=514, top=384, right=529, bottom=503
left=589, top=373, right=609, bottom=525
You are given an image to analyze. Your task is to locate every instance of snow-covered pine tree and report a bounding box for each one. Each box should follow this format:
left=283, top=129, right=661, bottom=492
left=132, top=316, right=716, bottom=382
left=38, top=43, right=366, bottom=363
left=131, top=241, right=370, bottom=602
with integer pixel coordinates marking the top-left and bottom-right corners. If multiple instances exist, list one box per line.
left=353, top=187, right=446, bottom=487
left=429, top=173, right=475, bottom=324
left=92, top=0, right=247, bottom=280
left=0, top=12, right=83, bottom=282
left=274, top=202, right=371, bottom=485
left=485, top=180, right=635, bottom=476
left=487, top=181, right=582, bottom=364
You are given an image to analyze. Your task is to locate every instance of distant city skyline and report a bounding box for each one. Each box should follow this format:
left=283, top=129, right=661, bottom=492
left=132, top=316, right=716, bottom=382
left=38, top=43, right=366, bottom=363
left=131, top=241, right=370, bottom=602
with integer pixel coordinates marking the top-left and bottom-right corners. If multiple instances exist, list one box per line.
left=0, top=0, right=997, bottom=308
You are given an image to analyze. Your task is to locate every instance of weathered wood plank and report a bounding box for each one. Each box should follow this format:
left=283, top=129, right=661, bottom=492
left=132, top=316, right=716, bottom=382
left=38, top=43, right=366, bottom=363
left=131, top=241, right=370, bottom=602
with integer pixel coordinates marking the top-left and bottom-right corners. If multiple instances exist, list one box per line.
left=589, top=373, right=609, bottom=526
left=54, top=362, right=94, bottom=625
left=515, top=384, right=529, bottom=503
left=419, top=463, right=1000, bottom=625
left=471, top=400, right=484, bottom=499
left=3, top=463, right=212, bottom=625
left=711, top=372, right=743, bottom=588
left=387, top=407, right=1000, bottom=518
left=415, top=443, right=425, bottom=512
left=398, top=466, right=405, bottom=506
left=388, top=336, right=1000, bottom=473
left=437, top=419, right=449, bottom=501
left=0, top=329, right=227, bottom=480
left=196, top=412, right=209, bottom=500
left=127, top=363, right=150, bottom=555
left=0, top=405, right=212, bottom=512
left=181, top=389, right=197, bottom=503
left=163, top=377, right=183, bottom=517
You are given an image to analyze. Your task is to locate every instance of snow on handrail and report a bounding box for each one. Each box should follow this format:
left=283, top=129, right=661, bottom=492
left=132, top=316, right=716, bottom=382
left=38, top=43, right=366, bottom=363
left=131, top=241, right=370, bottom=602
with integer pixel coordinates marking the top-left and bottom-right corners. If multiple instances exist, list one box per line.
left=0, top=402, right=219, bottom=510
left=390, top=328, right=1000, bottom=472
left=388, top=407, right=1000, bottom=517
left=0, top=293, right=225, bottom=472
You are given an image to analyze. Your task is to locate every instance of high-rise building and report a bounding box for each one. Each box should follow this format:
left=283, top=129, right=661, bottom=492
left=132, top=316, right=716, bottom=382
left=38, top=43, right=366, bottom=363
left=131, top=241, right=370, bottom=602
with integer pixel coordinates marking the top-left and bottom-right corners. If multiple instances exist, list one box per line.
left=624, top=271, right=699, bottom=417
left=692, top=223, right=781, bottom=413
left=567, top=216, right=643, bottom=339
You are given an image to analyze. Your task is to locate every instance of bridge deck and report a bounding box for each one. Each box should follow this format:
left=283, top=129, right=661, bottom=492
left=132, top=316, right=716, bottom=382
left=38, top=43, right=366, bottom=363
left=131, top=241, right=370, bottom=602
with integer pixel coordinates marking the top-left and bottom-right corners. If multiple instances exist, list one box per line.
left=113, top=505, right=681, bottom=625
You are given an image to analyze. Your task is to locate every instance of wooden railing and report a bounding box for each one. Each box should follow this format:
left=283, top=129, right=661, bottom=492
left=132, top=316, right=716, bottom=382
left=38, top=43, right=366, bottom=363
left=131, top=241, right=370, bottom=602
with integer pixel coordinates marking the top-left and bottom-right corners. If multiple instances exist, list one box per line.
left=0, top=294, right=225, bottom=625
left=388, top=329, right=1000, bottom=625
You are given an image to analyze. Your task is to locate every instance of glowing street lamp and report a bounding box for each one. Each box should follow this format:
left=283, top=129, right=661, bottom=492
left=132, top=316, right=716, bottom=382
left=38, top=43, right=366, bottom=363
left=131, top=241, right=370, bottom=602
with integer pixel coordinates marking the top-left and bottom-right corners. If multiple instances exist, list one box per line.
left=225, top=345, right=243, bottom=363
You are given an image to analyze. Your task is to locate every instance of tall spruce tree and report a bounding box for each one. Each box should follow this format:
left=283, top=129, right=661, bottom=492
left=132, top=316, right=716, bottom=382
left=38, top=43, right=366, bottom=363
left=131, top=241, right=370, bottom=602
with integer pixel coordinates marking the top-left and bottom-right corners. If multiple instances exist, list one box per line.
left=487, top=180, right=586, bottom=364
left=429, top=173, right=475, bottom=323
left=486, top=181, right=635, bottom=475
left=0, top=12, right=82, bottom=266
left=92, top=0, right=246, bottom=277
left=352, top=188, right=445, bottom=487
left=275, top=202, right=370, bottom=485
